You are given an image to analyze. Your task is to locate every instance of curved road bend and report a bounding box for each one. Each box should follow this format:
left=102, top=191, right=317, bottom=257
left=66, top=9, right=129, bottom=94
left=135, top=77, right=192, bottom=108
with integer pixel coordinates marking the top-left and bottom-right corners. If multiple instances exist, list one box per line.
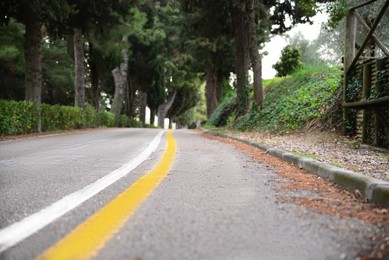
left=0, top=128, right=380, bottom=259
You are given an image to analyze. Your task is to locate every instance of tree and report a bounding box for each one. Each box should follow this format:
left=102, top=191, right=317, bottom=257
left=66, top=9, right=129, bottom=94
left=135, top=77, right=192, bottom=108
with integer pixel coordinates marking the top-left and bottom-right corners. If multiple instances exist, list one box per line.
left=314, top=24, right=344, bottom=65
left=233, top=0, right=251, bottom=116
left=273, top=45, right=302, bottom=77
left=147, top=1, right=202, bottom=128
left=1, top=0, right=72, bottom=131
left=95, top=6, right=148, bottom=125
left=0, top=19, right=25, bottom=101
left=41, top=38, right=74, bottom=105
left=167, top=86, right=199, bottom=126
left=325, top=0, right=389, bottom=65
left=233, top=0, right=327, bottom=114
left=1, top=2, right=70, bottom=100
left=180, top=0, right=235, bottom=117
left=0, top=20, right=74, bottom=105
left=247, top=0, right=265, bottom=110
left=287, top=32, right=324, bottom=66
left=59, top=0, right=137, bottom=109
left=111, top=37, right=130, bottom=126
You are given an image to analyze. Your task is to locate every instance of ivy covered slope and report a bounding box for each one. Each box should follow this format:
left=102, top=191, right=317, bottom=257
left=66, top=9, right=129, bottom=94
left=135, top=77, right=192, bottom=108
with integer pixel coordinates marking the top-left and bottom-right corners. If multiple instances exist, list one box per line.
left=234, top=65, right=342, bottom=132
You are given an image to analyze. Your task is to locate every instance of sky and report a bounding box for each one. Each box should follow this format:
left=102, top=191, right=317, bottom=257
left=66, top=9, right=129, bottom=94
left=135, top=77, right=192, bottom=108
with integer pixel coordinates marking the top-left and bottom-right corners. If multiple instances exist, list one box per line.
left=262, top=13, right=328, bottom=79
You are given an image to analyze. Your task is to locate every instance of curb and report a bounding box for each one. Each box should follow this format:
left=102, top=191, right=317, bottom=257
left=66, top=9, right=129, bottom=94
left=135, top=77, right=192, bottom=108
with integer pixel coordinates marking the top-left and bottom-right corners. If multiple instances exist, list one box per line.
left=207, top=131, right=389, bottom=208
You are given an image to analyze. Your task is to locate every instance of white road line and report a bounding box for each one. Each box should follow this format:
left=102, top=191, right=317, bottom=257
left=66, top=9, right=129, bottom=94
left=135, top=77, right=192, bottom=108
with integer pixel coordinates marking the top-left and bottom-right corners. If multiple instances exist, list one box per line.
left=0, top=130, right=165, bottom=253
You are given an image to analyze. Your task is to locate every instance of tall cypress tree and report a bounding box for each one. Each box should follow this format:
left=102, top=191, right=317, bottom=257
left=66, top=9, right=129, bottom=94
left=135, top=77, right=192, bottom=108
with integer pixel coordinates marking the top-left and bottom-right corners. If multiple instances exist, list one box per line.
left=1, top=0, right=72, bottom=131
left=1, top=0, right=71, bottom=105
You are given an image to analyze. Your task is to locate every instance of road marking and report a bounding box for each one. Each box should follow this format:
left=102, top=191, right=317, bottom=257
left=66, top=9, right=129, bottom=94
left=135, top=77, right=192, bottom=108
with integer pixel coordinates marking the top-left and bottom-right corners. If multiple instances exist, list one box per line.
left=0, top=130, right=165, bottom=253
left=38, top=130, right=177, bottom=259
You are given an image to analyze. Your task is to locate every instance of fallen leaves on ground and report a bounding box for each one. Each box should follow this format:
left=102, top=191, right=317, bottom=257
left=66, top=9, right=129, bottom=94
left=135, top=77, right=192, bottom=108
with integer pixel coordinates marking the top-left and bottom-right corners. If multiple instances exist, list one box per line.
left=202, top=132, right=389, bottom=259
left=230, top=130, right=389, bottom=181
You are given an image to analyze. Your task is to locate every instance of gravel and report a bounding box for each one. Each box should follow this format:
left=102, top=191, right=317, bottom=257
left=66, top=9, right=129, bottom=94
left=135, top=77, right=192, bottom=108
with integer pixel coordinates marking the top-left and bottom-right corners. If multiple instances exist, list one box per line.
left=224, top=130, right=389, bottom=182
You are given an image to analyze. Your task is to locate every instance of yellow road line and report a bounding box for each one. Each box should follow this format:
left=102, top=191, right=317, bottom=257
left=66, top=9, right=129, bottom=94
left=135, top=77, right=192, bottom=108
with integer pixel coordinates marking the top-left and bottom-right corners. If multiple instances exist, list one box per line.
left=38, top=130, right=176, bottom=260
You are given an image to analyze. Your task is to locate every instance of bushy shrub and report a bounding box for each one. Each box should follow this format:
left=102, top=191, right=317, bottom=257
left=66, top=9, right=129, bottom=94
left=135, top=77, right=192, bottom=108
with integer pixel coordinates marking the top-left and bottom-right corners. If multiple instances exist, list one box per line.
left=98, top=111, right=115, bottom=127
left=273, top=45, right=303, bottom=77
left=41, top=104, right=83, bottom=131
left=206, top=95, right=237, bottom=127
left=83, top=104, right=99, bottom=128
left=0, top=99, right=142, bottom=136
left=120, top=115, right=142, bottom=128
left=0, top=99, right=37, bottom=135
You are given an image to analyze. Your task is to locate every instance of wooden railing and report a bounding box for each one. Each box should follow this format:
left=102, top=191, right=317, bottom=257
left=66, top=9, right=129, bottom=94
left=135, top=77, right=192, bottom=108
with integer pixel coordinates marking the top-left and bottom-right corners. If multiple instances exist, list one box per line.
left=343, top=0, right=389, bottom=146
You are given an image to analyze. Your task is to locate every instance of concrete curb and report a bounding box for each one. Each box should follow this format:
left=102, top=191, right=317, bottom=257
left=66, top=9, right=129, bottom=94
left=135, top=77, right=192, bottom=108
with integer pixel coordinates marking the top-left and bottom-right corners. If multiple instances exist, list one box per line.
left=207, top=131, right=389, bottom=208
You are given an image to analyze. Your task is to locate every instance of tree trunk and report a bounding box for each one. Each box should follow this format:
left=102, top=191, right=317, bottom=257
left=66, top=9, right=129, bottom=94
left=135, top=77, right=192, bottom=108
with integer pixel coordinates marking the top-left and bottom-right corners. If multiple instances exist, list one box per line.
left=234, top=0, right=250, bottom=117
left=216, top=70, right=223, bottom=102
left=126, top=77, right=136, bottom=118
left=89, top=44, right=100, bottom=111
left=248, top=1, right=263, bottom=110
left=150, top=108, right=156, bottom=125
left=74, top=28, right=85, bottom=108
left=112, top=39, right=129, bottom=126
left=168, top=118, right=173, bottom=129
left=24, top=14, right=42, bottom=131
left=343, top=11, right=357, bottom=135
left=157, top=91, right=177, bottom=128
left=205, top=67, right=219, bottom=117
left=139, top=91, right=147, bottom=126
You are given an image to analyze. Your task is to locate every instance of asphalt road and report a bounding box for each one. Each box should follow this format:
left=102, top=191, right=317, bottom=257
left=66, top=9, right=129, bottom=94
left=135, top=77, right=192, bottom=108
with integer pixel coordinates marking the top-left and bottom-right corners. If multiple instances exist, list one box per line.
left=0, top=128, right=381, bottom=259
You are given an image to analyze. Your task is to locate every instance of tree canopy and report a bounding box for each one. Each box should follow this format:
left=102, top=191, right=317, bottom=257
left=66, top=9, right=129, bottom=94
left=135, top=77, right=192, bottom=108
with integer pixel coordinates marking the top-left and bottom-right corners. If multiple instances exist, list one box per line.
left=273, top=45, right=303, bottom=77
left=1, top=0, right=335, bottom=128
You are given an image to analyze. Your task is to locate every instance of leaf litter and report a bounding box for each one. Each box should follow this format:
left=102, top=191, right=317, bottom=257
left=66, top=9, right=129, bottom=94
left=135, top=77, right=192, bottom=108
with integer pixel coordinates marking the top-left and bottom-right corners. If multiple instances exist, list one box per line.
left=201, top=131, right=389, bottom=259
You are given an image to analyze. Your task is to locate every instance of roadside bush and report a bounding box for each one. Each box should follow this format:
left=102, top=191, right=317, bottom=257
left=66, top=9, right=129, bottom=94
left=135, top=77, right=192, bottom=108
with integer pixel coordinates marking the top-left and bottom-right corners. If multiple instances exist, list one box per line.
left=83, top=104, right=99, bottom=128
left=0, top=99, right=141, bottom=136
left=0, top=99, right=37, bottom=135
left=41, top=104, right=83, bottom=131
left=98, top=111, right=115, bottom=127
left=206, top=95, right=237, bottom=127
left=120, top=115, right=142, bottom=128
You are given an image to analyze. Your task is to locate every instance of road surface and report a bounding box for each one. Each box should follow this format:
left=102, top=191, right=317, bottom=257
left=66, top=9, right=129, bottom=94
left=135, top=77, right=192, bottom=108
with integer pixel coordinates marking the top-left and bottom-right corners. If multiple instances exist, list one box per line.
left=0, top=128, right=382, bottom=259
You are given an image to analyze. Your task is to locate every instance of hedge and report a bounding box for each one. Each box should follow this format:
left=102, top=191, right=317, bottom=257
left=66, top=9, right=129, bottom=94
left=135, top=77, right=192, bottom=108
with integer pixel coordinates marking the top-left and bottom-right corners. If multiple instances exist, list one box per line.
left=0, top=99, right=132, bottom=136
left=0, top=99, right=37, bottom=135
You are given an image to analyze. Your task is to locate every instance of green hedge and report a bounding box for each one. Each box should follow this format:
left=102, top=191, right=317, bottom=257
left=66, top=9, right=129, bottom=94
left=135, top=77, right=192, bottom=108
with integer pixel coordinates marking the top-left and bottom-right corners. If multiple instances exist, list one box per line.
left=206, top=95, right=237, bottom=127
left=41, top=104, right=83, bottom=131
left=0, top=100, right=134, bottom=136
left=0, top=99, right=37, bottom=135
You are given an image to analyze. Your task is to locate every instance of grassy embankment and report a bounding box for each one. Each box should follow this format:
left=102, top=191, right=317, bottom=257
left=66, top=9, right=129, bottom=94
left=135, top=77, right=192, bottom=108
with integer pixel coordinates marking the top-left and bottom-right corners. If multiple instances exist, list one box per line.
left=207, top=65, right=343, bottom=133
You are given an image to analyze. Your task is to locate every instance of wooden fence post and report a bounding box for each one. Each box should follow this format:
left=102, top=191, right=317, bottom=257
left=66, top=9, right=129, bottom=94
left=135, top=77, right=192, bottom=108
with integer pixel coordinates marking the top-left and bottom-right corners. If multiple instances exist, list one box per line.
left=343, top=10, right=357, bottom=135
left=374, top=58, right=386, bottom=146
left=362, top=62, right=372, bottom=142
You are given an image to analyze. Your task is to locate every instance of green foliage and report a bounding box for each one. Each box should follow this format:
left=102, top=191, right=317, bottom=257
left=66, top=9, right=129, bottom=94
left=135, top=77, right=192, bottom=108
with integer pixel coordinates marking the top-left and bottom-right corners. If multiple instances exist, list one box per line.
left=41, top=38, right=74, bottom=105
left=325, top=0, right=349, bottom=29
left=175, top=108, right=195, bottom=127
left=98, top=111, right=115, bottom=127
left=346, top=69, right=362, bottom=102
left=119, top=115, right=142, bottom=128
left=41, top=104, right=83, bottom=131
left=273, top=45, right=303, bottom=77
left=206, top=95, right=237, bottom=127
left=0, top=100, right=133, bottom=136
left=234, top=65, right=342, bottom=132
left=82, top=105, right=99, bottom=128
left=376, top=69, right=389, bottom=98
left=0, top=100, right=37, bottom=135
left=0, top=19, right=25, bottom=101
left=263, top=77, right=283, bottom=89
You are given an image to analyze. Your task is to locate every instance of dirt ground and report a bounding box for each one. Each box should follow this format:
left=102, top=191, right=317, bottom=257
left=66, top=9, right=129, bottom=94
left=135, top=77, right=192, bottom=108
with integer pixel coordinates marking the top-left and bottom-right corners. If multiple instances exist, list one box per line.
left=224, top=130, right=389, bottom=182
left=202, top=132, right=389, bottom=259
